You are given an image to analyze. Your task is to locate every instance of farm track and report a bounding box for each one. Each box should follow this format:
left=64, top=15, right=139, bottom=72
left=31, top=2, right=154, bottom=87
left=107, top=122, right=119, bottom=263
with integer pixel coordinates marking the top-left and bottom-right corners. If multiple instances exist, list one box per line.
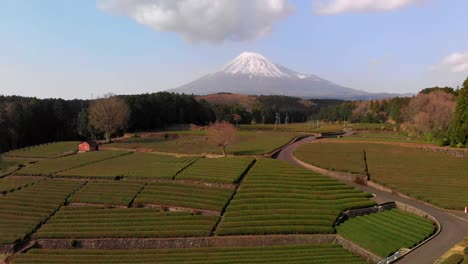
left=277, top=136, right=468, bottom=264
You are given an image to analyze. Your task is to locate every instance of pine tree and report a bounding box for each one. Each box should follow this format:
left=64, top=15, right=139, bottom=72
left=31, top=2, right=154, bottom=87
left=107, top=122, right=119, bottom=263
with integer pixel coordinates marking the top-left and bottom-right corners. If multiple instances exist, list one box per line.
left=448, top=78, right=468, bottom=147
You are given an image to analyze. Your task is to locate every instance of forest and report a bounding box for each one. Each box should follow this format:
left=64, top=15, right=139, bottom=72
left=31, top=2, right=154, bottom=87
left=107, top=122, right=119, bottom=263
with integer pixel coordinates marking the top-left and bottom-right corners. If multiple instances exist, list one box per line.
left=0, top=93, right=215, bottom=153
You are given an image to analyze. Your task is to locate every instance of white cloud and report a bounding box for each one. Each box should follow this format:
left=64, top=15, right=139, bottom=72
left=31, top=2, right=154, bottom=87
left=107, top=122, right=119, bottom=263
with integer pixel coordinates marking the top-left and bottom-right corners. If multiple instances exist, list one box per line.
left=438, top=52, right=468, bottom=73
left=98, top=0, right=293, bottom=43
left=314, top=0, right=424, bottom=15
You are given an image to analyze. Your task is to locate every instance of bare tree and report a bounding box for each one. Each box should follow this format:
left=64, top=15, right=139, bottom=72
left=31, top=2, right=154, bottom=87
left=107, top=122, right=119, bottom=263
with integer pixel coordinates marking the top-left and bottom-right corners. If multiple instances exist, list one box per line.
left=232, top=114, right=242, bottom=127
left=206, top=121, right=239, bottom=157
left=402, top=91, right=456, bottom=136
left=352, top=101, right=370, bottom=120
left=88, top=96, right=129, bottom=143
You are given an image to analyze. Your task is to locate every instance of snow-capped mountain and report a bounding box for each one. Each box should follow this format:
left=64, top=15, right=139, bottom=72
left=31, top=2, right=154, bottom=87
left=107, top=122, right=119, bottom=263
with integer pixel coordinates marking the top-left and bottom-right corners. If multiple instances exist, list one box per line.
left=221, top=52, right=290, bottom=78
left=168, top=52, right=403, bottom=100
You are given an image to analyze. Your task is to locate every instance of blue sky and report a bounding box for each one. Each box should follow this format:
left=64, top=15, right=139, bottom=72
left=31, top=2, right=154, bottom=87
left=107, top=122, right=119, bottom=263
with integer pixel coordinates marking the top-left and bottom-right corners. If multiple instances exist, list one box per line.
left=1, top=0, right=467, bottom=99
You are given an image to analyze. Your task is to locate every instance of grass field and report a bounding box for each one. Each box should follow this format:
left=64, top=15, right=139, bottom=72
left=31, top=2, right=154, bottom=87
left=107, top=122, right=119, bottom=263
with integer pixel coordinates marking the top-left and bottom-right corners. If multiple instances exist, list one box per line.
left=108, top=131, right=296, bottom=155
left=0, top=178, right=40, bottom=194
left=70, top=181, right=145, bottom=206
left=294, top=142, right=468, bottom=210
left=0, top=179, right=84, bottom=245
left=176, top=157, right=254, bottom=183
left=55, top=152, right=199, bottom=180
left=12, top=244, right=369, bottom=264
left=216, top=159, right=375, bottom=236
left=337, top=209, right=435, bottom=257
left=33, top=207, right=218, bottom=239
left=5, top=142, right=80, bottom=158
left=134, top=182, right=234, bottom=212
left=14, top=151, right=130, bottom=176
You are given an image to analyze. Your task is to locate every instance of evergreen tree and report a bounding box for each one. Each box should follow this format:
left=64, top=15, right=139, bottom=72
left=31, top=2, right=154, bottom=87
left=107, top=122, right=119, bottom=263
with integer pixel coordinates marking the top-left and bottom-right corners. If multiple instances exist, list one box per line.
left=448, top=78, right=468, bottom=147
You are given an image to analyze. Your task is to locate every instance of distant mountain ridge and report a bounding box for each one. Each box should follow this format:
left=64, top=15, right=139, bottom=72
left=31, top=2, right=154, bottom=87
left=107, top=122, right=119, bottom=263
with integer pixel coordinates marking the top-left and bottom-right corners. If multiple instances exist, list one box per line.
left=168, top=52, right=408, bottom=100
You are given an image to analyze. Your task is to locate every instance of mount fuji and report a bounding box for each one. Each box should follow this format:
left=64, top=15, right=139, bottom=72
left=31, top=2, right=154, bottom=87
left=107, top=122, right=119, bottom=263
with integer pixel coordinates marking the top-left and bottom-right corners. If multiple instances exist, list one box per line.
left=168, top=52, right=403, bottom=100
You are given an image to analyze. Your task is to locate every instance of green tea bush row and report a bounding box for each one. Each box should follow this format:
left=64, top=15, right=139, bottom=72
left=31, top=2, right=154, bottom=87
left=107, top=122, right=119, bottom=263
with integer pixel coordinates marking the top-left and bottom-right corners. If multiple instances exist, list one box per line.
left=15, top=151, right=130, bottom=176
left=295, top=142, right=468, bottom=210
left=176, top=157, right=254, bottom=183
left=33, top=207, right=218, bottom=239
left=133, top=182, right=234, bottom=212
left=216, top=159, right=375, bottom=236
left=0, top=179, right=84, bottom=245
left=55, top=152, right=195, bottom=180
left=5, top=141, right=80, bottom=158
left=13, top=243, right=368, bottom=264
left=70, top=181, right=145, bottom=206
left=0, top=178, right=40, bottom=194
left=336, top=209, right=435, bottom=257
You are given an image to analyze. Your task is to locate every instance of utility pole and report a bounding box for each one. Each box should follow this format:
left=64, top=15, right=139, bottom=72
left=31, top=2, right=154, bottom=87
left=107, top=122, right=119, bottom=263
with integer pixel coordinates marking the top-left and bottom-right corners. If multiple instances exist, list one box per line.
left=274, top=112, right=280, bottom=131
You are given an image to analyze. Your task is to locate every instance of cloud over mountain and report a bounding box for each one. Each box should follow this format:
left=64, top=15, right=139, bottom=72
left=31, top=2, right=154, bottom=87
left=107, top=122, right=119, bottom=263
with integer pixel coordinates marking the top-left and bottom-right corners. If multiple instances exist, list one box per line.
left=98, top=0, right=293, bottom=43
left=315, top=0, right=424, bottom=15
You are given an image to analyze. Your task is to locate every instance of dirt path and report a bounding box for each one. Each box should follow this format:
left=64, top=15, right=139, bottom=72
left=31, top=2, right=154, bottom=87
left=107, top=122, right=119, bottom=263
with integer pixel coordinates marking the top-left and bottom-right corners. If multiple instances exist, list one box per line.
left=276, top=136, right=468, bottom=264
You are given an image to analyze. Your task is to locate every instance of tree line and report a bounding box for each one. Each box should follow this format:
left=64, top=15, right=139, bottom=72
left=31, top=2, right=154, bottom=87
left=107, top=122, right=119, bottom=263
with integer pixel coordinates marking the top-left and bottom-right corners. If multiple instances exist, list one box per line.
left=208, top=95, right=344, bottom=125
left=318, top=78, right=468, bottom=147
left=0, top=93, right=215, bottom=153
left=1, top=78, right=467, bottom=153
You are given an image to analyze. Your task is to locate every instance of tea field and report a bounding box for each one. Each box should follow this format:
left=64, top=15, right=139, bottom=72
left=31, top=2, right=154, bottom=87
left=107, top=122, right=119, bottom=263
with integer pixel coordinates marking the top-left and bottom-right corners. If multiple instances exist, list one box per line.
left=0, top=179, right=84, bottom=245
left=337, top=209, right=435, bottom=257
left=69, top=181, right=145, bottom=207
left=216, top=159, right=375, bottom=236
left=12, top=244, right=369, bottom=264
left=239, top=123, right=397, bottom=133
left=54, top=152, right=198, bottom=180
left=0, top=139, right=444, bottom=264
left=176, top=157, right=254, bottom=183
left=108, top=131, right=296, bottom=155
left=0, top=177, right=40, bottom=194
left=14, top=150, right=130, bottom=176
left=0, top=157, right=33, bottom=176
left=337, top=132, right=426, bottom=144
left=295, top=142, right=367, bottom=174
left=33, top=207, right=218, bottom=239
left=295, top=142, right=468, bottom=210
left=133, top=182, right=234, bottom=212
left=4, top=142, right=80, bottom=158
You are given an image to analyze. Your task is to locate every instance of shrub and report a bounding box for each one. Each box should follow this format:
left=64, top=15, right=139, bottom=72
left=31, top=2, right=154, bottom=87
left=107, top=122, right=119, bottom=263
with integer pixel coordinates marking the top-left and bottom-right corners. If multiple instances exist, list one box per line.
left=440, top=254, right=464, bottom=264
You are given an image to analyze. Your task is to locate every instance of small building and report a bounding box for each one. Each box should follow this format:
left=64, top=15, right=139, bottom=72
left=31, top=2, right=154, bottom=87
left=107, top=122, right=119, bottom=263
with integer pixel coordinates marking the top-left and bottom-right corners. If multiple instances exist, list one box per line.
left=78, top=140, right=99, bottom=152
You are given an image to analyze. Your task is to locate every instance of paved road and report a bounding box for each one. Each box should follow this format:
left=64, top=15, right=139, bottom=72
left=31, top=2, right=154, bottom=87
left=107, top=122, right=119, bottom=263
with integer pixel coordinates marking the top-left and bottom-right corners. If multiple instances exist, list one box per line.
left=276, top=136, right=468, bottom=264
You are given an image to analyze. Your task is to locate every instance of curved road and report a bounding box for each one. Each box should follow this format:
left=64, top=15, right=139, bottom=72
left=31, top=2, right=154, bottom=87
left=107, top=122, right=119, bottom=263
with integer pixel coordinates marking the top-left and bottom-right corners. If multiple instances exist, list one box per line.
left=276, top=136, right=468, bottom=264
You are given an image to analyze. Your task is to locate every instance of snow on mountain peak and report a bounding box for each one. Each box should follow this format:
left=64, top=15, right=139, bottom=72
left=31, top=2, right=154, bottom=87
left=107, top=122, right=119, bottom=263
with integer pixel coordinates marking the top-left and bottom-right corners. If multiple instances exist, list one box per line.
left=221, top=52, right=290, bottom=78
